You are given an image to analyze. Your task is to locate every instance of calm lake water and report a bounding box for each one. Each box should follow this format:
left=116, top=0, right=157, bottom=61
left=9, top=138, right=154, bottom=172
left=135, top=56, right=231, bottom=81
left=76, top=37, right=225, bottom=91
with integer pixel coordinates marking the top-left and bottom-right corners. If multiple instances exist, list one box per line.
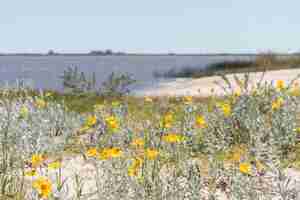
left=0, top=55, right=254, bottom=91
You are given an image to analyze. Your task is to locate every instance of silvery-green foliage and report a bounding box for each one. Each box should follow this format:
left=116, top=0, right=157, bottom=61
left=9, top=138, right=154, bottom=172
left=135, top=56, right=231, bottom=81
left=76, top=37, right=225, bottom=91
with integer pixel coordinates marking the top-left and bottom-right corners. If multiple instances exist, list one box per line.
left=100, top=72, right=136, bottom=98
left=0, top=95, right=82, bottom=159
left=176, top=160, right=203, bottom=200
left=92, top=159, right=146, bottom=200
left=269, top=100, right=298, bottom=155
left=228, top=171, right=270, bottom=200
left=266, top=165, right=300, bottom=200
left=203, top=74, right=299, bottom=155
left=60, top=66, right=97, bottom=93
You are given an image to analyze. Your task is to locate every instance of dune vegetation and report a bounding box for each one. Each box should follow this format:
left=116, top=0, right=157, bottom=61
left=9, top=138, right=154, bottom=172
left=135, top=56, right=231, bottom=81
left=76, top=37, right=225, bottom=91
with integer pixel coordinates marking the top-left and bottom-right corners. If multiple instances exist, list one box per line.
left=1, top=73, right=300, bottom=199
left=157, top=53, right=300, bottom=79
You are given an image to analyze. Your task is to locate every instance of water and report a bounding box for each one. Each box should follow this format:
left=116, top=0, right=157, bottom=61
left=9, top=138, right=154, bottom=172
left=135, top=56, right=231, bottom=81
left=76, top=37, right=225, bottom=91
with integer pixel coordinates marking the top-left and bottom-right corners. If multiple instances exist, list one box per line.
left=0, top=55, right=254, bottom=91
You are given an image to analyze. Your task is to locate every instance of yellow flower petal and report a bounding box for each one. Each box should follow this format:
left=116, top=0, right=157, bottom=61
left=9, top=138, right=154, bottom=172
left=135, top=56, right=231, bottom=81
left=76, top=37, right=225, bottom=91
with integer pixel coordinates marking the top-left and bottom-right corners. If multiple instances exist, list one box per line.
left=98, top=147, right=122, bottom=160
left=105, top=116, right=119, bottom=130
left=276, top=80, right=285, bottom=90
left=86, top=148, right=98, bottom=157
left=163, top=133, right=185, bottom=144
left=217, top=102, right=231, bottom=117
left=131, top=138, right=145, bottom=148
left=271, top=98, right=284, bottom=110
left=162, top=113, right=174, bottom=128
left=145, top=149, right=159, bottom=160
left=195, top=115, right=207, bottom=128
left=239, top=162, right=251, bottom=175
left=85, top=115, right=97, bottom=127
left=31, top=154, right=44, bottom=168
left=32, top=177, right=52, bottom=198
left=48, top=161, right=62, bottom=170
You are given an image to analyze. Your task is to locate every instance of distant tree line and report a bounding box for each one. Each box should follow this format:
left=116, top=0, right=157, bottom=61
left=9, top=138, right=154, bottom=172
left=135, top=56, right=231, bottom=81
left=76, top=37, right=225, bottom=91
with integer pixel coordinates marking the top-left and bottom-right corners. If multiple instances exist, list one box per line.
left=44, top=49, right=126, bottom=56
left=88, top=49, right=126, bottom=56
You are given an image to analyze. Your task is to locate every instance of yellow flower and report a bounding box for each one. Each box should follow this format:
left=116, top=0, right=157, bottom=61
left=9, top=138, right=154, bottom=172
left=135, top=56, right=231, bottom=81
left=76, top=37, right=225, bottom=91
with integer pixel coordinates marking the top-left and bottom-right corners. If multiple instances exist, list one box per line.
left=98, top=147, right=122, bottom=160
left=35, top=99, right=47, bottom=109
left=33, top=177, right=52, bottom=199
left=239, top=162, right=251, bottom=175
left=164, top=113, right=173, bottom=123
left=271, top=97, right=284, bottom=110
left=109, top=148, right=122, bottom=158
left=25, top=169, right=37, bottom=177
left=86, top=148, right=98, bottom=157
left=183, top=96, right=193, bottom=104
left=131, top=138, right=145, bottom=148
left=162, top=113, right=174, bottom=128
left=195, top=115, right=207, bottom=128
left=105, top=116, right=119, bottom=130
left=128, top=157, right=143, bottom=177
left=48, top=161, right=62, bottom=170
left=163, top=133, right=185, bottom=144
left=85, top=115, right=97, bottom=127
left=19, top=105, right=29, bottom=118
left=31, top=154, right=44, bottom=168
left=276, top=80, right=285, bottom=91
left=144, top=96, right=153, bottom=103
left=217, top=102, right=231, bottom=117
left=145, top=149, right=159, bottom=160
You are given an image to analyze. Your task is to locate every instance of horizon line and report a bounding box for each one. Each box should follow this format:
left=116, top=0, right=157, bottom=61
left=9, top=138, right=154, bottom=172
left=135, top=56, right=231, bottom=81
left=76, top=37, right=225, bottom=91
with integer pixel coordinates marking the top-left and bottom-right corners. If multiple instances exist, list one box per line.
left=0, top=51, right=299, bottom=56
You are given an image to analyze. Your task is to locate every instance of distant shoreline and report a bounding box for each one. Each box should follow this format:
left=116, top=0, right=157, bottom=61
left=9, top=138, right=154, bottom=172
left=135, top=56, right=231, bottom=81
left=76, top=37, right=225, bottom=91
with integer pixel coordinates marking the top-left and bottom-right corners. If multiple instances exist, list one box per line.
left=0, top=53, right=296, bottom=57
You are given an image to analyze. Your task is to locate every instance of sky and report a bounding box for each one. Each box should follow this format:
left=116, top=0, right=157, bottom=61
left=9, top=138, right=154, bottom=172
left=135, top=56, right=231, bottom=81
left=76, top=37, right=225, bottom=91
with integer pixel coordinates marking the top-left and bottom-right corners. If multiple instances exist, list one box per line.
left=0, top=0, right=299, bottom=54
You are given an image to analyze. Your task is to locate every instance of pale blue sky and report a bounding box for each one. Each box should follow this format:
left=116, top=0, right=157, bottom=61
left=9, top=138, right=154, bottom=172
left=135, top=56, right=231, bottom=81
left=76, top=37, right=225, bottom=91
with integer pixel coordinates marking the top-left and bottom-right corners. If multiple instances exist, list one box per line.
left=1, top=0, right=299, bottom=53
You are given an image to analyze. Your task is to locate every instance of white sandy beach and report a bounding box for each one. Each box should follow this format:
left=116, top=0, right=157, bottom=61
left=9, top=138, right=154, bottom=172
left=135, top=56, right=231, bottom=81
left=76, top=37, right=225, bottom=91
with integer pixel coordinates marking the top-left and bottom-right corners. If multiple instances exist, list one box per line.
left=133, top=68, right=300, bottom=97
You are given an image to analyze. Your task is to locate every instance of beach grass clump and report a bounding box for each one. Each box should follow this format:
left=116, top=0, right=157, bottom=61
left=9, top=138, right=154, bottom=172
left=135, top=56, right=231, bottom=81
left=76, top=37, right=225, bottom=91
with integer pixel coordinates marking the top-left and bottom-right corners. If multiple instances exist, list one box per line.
left=1, top=74, right=300, bottom=199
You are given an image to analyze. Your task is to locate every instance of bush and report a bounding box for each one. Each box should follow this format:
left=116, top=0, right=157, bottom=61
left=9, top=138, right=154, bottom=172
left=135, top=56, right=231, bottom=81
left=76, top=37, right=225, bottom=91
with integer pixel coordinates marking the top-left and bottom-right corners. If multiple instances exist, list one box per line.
left=99, top=72, right=136, bottom=98
left=60, top=67, right=136, bottom=98
left=60, top=66, right=97, bottom=93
